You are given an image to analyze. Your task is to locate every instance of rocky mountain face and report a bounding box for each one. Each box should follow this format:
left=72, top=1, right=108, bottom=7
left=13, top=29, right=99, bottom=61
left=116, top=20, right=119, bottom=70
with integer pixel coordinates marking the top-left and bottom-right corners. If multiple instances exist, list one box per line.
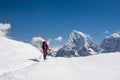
left=56, top=30, right=100, bottom=57
left=100, top=32, right=120, bottom=53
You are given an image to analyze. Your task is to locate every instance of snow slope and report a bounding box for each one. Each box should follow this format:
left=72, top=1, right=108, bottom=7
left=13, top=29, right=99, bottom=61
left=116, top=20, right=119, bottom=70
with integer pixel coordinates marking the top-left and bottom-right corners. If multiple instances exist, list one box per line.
left=0, top=37, right=41, bottom=76
left=0, top=37, right=120, bottom=80
left=0, top=53, right=120, bottom=80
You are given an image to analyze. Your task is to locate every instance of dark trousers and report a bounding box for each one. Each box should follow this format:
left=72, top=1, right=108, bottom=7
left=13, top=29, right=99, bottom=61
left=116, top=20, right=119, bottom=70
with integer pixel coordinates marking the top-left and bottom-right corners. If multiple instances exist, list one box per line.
left=43, top=49, right=48, bottom=60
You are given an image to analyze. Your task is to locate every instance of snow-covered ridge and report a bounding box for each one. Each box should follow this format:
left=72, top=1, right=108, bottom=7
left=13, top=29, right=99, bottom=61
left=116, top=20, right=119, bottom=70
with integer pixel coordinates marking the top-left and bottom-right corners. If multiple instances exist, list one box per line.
left=56, top=30, right=100, bottom=57
left=0, top=37, right=41, bottom=76
left=107, top=32, right=120, bottom=38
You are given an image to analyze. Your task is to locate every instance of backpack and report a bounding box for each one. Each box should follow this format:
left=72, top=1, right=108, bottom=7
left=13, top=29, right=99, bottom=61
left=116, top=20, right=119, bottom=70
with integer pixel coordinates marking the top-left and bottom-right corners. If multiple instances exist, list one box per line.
left=42, top=41, right=46, bottom=49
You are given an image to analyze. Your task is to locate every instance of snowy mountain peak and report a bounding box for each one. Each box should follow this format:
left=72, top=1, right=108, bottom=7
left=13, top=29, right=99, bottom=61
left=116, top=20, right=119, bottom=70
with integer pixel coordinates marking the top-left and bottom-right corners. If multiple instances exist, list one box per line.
left=68, top=30, right=91, bottom=43
left=72, top=30, right=87, bottom=37
left=68, top=30, right=93, bottom=49
left=107, top=32, right=120, bottom=38
left=100, top=32, right=120, bottom=53
left=56, top=30, right=100, bottom=57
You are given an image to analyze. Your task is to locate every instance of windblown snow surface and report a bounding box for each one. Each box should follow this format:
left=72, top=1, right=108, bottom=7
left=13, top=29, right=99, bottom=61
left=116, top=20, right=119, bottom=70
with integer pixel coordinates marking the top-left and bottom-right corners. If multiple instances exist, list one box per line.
left=0, top=37, right=41, bottom=76
left=0, top=37, right=120, bottom=80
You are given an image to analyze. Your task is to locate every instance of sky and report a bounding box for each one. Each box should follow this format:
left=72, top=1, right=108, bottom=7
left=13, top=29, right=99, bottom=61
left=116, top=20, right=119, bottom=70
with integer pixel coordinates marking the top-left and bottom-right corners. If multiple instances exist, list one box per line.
left=0, top=0, right=120, bottom=47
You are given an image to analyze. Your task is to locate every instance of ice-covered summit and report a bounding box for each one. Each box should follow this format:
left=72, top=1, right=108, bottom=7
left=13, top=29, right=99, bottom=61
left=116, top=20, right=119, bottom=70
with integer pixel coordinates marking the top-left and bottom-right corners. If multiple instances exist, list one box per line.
left=56, top=30, right=100, bottom=57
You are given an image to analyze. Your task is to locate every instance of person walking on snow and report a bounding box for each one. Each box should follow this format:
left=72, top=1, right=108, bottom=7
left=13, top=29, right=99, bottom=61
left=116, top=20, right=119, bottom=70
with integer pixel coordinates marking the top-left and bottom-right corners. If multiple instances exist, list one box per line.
left=42, top=41, right=50, bottom=60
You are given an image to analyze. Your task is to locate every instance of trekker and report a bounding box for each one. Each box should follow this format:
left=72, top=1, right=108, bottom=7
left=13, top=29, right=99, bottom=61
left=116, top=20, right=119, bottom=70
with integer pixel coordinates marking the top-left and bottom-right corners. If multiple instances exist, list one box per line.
left=42, top=41, right=50, bottom=60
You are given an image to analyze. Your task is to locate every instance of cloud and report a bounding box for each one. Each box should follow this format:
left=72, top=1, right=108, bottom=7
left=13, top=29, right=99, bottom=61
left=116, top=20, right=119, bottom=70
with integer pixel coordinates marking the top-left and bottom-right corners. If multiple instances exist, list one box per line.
left=47, top=38, right=52, bottom=44
left=32, top=36, right=63, bottom=52
left=52, top=45, right=63, bottom=51
left=31, top=37, right=45, bottom=51
left=32, top=37, right=45, bottom=44
left=104, top=30, right=110, bottom=34
left=55, top=36, right=63, bottom=42
left=0, top=23, right=11, bottom=37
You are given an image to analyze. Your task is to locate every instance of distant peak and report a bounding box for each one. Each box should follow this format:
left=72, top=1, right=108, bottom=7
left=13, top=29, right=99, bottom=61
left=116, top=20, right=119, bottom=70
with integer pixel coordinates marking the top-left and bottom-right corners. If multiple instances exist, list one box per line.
left=117, top=32, right=120, bottom=35
left=73, top=30, right=82, bottom=34
left=57, top=30, right=99, bottom=57
left=73, top=30, right=78, bottom=33
left=107, top=32, right=120, bottom=38
left=71, top=30, right=89, bottom=39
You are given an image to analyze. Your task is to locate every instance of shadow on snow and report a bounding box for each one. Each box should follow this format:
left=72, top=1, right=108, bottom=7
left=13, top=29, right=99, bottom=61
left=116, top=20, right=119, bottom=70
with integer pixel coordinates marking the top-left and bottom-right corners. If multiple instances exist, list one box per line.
left=28, top=58, right=40, bottom=62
